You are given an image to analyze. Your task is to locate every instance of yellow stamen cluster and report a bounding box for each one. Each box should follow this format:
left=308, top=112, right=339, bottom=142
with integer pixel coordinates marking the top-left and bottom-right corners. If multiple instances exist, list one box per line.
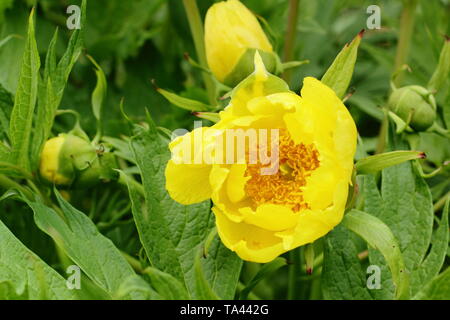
left=244, top=129, right=320, bottom=212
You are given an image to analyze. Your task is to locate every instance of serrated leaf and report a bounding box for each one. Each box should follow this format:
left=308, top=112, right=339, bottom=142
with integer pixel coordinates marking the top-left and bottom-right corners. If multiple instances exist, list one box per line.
left=194, top=252, right=219, bottom=300
left=413, top=267, right=450, bottom=300
left=321, top=225, right=373, bottom=300
left=363, top=147, right=435, bottom=298
left=113, top=275, right=161, bottom=300
left=31, top=0, right=86, bottom=171
left=144, top=267, right=189, bottom=300
left=410, top=199, right=449, bottom=295
left=9, top=8, right=40, bottom=172
left=321, top=31, right=363, bottom=98
left=22, top=190, right=144, bottom=300
left=0, top=84, right=13, bottom=141
left=342, top=210, right=409, bottom=299
left=0, top=219, right=76, bottom=300
left=126, top=116, right=242, bottom=299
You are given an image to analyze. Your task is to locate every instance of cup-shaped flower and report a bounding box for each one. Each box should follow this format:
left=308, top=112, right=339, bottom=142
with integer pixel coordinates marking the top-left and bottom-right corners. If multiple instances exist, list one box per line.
left=204, top=0, right=277, bottom=87
left=165, top=52, right=357, bottom=263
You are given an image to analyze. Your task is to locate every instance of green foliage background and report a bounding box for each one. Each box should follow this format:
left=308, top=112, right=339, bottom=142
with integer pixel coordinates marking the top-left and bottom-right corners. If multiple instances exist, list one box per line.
left=0, top=0, right=448, bottom=300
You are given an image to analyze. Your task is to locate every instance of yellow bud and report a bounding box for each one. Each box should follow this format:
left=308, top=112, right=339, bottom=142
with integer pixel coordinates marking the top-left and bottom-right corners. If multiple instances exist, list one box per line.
left=204, top=0, right=274, bottom=86
left=39, top=134, right=117, bottom=187
left=39, top=135, right=74, bottom=185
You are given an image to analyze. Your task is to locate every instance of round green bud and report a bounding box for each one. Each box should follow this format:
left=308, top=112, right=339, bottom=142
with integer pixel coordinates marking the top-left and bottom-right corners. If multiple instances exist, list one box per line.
left=387, top=85, right=436, bottom=131
left=39, top=134, right=118, bottom=188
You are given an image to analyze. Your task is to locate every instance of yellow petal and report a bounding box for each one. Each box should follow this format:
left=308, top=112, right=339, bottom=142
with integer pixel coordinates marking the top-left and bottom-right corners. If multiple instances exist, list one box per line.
left=226, top=164, right=250, bottom=203
left=302, top=156, right=341, bottom=211
left=240, top=204, right=299, bottom=231
left=165, top=160, right=212, bottom=205
left=204, top=0, right=272, bottom=82
left=213, top=206, right=285, bottom=263
left=276, top=179, right=349, bottom=250
left=247, top=92, right=299, bottom=116
left=166, top=127, right=217, bottom=205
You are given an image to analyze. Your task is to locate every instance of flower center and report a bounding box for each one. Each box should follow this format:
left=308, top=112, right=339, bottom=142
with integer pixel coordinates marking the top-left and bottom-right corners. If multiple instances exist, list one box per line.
left=244, top=129, right=320, bottom=212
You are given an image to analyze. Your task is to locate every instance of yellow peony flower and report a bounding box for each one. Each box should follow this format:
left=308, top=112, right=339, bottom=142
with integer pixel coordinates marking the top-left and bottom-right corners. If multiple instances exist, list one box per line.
left=165, top=53, right=357, bottom=263
left=204, top=0, right=275, bottom=86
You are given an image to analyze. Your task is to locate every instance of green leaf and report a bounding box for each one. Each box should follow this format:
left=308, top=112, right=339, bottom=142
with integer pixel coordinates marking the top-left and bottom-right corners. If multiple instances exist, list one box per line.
left=223, top=48, right=280, bottom=87
left=87, top=55, right=107, bottom=139
left=363, top=156, right=434, bottom=299
left=281, top=60, right=310, bottom=71
left=193, top=112, right=220, bottom=123
left=239, top=257, right=287, bottom=300
left=9, top=8, right=40, bottom=172
left=0, top=145, right=11, bottom=164
left=156, top=86, right=213, bottom=112
left=321, top=30, right=363, bottom=98
left=144, top=267, right=189, bottom=300
left=31, top=0, right=86, bottom=170
left=342, top=209, right=409, bottom=299
left=355, top=150, right=425, bottom=174
left=444, top=90, right=450, bottom=130
left=193, top=251, right=219, bottom=300
left=127, top=116, right=242, bottom=299
left=321, top=225, right=373, bottom=300
left=230, top=53, right=290, bottom=101
left=22, top=190, right=144, bottom=300
left=113, top=275, right=161, bottom=300
left=410, top=199, right=449, bottom=295
left=413, top=267, right=450, bottom=300
left=428, top=37, right=450, bottom=93
left=0, top=83, right=13, bottom=141
left=0, top=219, right=76, bottom=300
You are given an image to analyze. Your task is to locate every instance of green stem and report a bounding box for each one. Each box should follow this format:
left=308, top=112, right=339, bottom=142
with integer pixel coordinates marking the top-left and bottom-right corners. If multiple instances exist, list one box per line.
left=393, top=0, right=418, bottom=86
left=287, top=248, right=300, bottom=299
left=237, top=282, right=262, bottom=300
left=117, top=172, right=145, bottom=197
left=0, top=174, right=33, bottom=200
left=282, top=0, right=300, bottom=83
left=121, top=250, right=145, bottom=274
left=375, top=110, right=389, bottom=154
left=182, top=0, right=216, bottom=105
left=434, top=191, right=450, bottom=212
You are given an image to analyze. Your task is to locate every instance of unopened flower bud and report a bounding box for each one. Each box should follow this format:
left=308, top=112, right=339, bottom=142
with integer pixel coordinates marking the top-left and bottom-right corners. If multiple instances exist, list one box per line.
left=204, top=0, right=279, bottom=87
left=39, top=134, right=117, bottom=187
left=387, top=85, right=436, bottom=131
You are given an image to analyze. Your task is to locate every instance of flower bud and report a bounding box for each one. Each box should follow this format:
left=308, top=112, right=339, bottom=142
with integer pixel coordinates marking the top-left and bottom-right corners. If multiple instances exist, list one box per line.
left=204, top=0, right=277, bottom=87
left=387, top=85, right=436, bottom=131
left=39, top=134, right=117, bottom=187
